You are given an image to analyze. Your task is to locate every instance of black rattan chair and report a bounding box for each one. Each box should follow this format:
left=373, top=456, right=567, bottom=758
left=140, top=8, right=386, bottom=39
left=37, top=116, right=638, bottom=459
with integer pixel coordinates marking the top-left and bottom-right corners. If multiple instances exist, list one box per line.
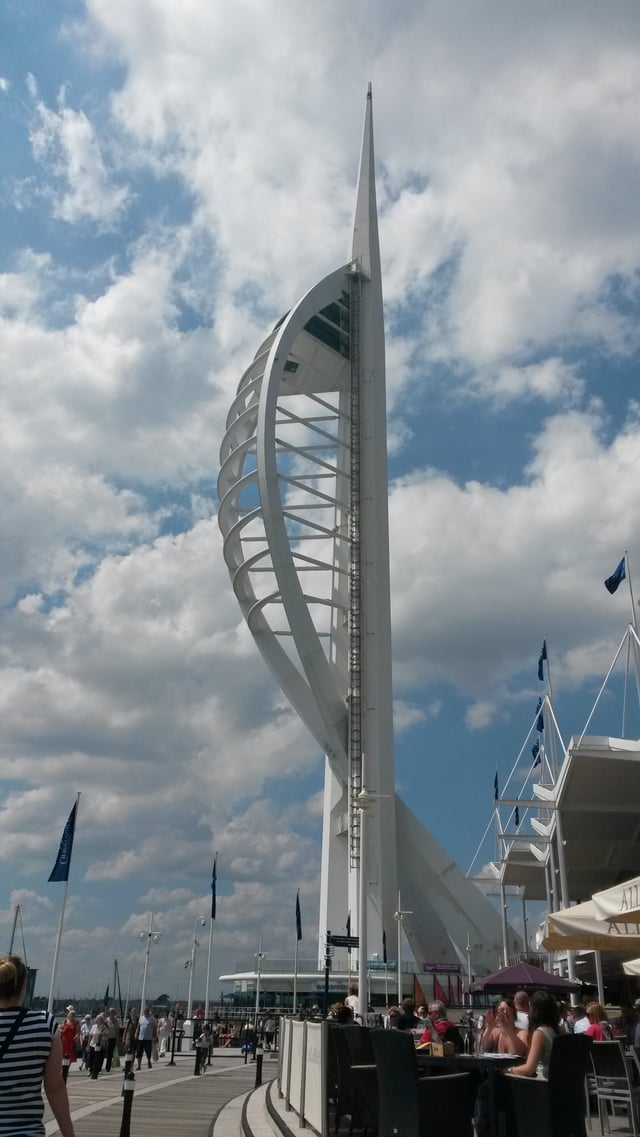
left=504, top=1032, right=593, bottom=1137
left=370, top=1028, right=471, bottom=1137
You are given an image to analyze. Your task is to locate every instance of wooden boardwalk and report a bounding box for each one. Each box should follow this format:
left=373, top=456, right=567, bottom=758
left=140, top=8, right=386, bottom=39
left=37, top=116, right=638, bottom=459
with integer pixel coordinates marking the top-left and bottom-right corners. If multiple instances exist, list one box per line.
left=43, top=1051, right=266, bottom=1137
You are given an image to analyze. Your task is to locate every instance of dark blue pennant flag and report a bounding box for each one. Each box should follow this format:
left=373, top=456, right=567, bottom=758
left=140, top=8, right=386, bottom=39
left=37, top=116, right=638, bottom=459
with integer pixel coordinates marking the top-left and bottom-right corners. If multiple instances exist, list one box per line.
left=494, top=772, right=499, bottom=800
left=536, top=697, right=544, bottom=732
left=296, top=892, right=302, bottom=942
left=537, top=640, right=547, bottom=682
left=604, top=556, right=626, bottom=595
left=48, top=802, right=78, bottom=883
left=211, top=855, right=217, bottom=920
left=346, top=911, right=352, bottom=954
left=514, top=806, right=520, bottom=828
left=383, top=928, right=387, bottom=964
left=532, top=740, right=541, bottom=767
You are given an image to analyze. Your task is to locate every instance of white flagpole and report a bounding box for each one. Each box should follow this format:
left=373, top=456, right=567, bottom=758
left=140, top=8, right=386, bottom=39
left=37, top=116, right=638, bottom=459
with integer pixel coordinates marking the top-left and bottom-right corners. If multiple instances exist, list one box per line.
left=293, top=932, right=299, bottom=1014
left=204, top=918, right=213, bottom=1019
left=47, top=792, right=81, bottom=1015
left=624, top=550, right=639, bottom=635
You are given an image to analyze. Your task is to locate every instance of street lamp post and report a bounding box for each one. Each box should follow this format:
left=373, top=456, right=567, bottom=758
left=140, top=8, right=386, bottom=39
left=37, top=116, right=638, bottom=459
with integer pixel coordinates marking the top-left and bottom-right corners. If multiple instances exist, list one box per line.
left=254, top=939, right=265, bottom=1033
left=139, top=913, right=162, bottom=1011
left=187, top=917, right=207, bottom=1019
left=393, top=892, right=412, bottom=1005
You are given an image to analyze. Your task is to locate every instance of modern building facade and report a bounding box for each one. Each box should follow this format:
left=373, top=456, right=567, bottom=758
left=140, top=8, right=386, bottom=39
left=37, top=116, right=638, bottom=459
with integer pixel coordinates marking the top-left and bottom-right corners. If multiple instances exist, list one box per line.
left=218, top=89, right=518, bottom=983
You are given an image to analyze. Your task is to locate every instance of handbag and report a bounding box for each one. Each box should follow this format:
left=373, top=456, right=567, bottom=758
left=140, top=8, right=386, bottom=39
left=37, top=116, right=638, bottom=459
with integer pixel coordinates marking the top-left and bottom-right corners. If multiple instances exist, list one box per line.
left=0, top=1009, right=29, bottom=1062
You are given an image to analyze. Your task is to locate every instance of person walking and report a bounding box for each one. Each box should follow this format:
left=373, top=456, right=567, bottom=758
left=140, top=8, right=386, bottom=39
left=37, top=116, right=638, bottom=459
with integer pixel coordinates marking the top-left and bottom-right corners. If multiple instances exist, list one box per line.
left=135, top=1006, right=156, bottom=1070
left=88, top=1013, right=106, bottom=1079
left=104, top=1008, right=119, bottom=1072
left=0, top=954, right=76, bottom=1137
left=59, top=1010, right=80, bottom=1082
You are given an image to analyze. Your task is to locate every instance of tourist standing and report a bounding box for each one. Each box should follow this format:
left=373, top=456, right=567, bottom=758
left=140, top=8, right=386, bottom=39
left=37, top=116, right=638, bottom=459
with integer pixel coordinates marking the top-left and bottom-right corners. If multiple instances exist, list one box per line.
left=0, top=954, right=76, bottom=1136
left=88, top=1013, right=106, bottom=1079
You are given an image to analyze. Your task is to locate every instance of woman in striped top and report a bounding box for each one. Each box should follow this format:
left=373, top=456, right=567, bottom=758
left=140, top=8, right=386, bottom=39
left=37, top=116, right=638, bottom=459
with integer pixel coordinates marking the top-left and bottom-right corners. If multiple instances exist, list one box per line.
left=0, top=956, right=75, bottom=1137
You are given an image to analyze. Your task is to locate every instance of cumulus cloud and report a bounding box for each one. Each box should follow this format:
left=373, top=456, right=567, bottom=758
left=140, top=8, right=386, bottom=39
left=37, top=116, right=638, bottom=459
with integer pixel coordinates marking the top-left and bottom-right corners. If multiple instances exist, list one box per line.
left=28, top=78, right=130, bottom=226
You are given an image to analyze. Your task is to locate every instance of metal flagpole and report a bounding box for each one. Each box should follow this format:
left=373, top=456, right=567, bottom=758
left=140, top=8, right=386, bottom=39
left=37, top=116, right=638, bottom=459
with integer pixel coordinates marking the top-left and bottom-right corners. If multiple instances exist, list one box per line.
left=394, top=891, right=412, bottom=1005
left=204, top=918, right=213, bottom=1019
left=123, top=964, right=132, bottom=1021
left=293, top=930, right=299, bottom=1015
left=47, top=792, right=81, bottom=1014
left=624, top=551, right=639, bottom=635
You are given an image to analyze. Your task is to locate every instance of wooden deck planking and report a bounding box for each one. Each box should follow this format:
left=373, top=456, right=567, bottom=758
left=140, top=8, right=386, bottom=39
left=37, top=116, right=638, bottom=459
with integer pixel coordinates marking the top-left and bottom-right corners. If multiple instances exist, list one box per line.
left=44, top=1055, right=259, bottom=1137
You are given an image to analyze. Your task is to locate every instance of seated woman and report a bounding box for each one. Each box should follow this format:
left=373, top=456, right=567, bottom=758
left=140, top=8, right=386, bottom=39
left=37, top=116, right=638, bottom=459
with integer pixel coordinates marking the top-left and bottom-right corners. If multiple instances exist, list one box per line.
left=507, top=990, right=560, bottom=1078
left=480, top=999, right=529, bottom=1057
left=584, top=1001, right=613, bottom=1041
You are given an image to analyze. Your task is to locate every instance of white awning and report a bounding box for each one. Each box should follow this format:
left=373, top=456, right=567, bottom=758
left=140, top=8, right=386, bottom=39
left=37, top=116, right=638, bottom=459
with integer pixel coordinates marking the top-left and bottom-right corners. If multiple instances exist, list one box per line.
left=539, top=898, right=640, bottom=952
left=592, top=875, right=640, bottom=923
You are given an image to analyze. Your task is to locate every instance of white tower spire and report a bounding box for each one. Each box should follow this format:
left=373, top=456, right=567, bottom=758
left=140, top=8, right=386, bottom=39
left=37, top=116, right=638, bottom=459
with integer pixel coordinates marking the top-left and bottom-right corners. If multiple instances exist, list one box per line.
left=218, top=88, right=518, bottom=990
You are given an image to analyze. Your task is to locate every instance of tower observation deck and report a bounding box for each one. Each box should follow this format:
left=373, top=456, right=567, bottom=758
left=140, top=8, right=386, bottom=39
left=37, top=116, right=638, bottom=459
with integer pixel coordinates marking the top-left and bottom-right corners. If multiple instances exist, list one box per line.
left=218, top=89, right=518, bottom=980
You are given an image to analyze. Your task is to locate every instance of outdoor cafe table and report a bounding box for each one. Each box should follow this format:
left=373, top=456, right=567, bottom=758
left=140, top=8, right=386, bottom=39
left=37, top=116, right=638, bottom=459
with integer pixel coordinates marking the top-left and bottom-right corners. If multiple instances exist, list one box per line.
left=416, top=1052, right=525, bottom=1137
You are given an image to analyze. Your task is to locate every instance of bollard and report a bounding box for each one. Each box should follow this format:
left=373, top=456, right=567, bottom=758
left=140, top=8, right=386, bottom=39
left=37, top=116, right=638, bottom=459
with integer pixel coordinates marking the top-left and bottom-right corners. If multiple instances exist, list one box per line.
left=193, top=1047, right=201, bottom=1076
left=168, top=1024, right=179, bottom=1066
left=119, top=1069, right=135, bottom=1137
left=254, top=1045, right=263, bottom=1088
left=121, top=1055, right=133, bottom=1096
left=62, top=1059, right=70, bottom=1083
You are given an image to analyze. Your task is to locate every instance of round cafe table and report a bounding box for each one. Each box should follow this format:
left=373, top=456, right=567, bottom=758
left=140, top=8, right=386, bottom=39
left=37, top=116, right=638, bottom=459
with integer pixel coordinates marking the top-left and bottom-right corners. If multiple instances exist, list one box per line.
left=416, top=1051, right=526, bottom=1136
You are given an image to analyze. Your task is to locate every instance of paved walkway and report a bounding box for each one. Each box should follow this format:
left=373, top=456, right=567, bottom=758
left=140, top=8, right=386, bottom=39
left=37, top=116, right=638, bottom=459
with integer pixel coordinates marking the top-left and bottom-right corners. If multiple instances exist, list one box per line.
left=44, top=1050, right=269, bottom=1137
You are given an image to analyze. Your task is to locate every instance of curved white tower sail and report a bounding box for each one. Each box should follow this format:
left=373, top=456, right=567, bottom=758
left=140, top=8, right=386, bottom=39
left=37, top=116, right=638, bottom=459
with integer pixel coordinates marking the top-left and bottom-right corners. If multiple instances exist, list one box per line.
left=218, top=88, right=516, bottom=978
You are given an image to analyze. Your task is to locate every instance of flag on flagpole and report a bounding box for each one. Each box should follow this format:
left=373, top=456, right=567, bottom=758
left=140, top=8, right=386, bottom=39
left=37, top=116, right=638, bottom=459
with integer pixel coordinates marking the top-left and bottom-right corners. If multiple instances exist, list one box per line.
left=535, top=697, right=544, bottom=733
left=604, top=556, right=626, bottom=595
left=103, top=983, right=110, bottom=1009
left=346, top=911, right=352, bottom=955
left=493, top=772, right=499, bottom=801
left=532, top=740, right=541, bottom=767
left=537, top=640, right=547, bottom=682
left=382, top=928, right=387, bottom=965
left=514, top=806, right=520, bottom=828
left=295, top=891, right=302, bottom=942
left=48, top=802, right=78, bottom=883
left=211, top=855, right=217, bottom=921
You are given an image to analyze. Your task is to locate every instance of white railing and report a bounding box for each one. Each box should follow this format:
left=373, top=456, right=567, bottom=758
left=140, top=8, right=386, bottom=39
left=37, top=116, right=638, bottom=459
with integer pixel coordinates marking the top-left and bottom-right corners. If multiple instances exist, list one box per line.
left=278, top=1017, right=327, bottom=1136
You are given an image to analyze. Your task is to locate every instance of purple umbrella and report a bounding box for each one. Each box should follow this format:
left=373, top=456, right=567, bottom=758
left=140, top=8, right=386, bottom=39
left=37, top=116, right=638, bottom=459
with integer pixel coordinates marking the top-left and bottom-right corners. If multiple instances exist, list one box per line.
left=469, top=961, right=582, bottom=994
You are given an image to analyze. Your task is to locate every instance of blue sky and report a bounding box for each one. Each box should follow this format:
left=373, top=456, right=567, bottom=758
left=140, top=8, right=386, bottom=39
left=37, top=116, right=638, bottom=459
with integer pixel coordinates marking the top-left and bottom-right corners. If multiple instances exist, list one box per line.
left=1, top=0, right=640, bottom=1001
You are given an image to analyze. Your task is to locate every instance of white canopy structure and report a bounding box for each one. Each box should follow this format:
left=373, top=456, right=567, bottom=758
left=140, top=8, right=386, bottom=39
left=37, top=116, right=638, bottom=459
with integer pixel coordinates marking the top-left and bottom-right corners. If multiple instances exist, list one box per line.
left=540, top=898, right=640, bottom=953
left=623, top=958, right=640, bottom=976
left=592, top=875, right=640, bottom=924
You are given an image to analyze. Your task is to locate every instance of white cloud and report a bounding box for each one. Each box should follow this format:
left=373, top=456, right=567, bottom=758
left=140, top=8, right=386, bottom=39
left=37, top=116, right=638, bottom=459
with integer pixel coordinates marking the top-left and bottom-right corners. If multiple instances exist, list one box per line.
left=465, top=702, right=497, bottom=731
left=28, top=82, right=130, bottom=226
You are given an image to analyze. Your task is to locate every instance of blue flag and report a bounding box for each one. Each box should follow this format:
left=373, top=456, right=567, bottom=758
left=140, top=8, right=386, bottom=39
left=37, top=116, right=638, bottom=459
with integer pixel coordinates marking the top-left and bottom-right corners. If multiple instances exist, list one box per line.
left=383, top=928, right=387, bottom=964
left=537, top=640, right=547, bottom=682
left=296, top=892, right=302, bottom=942
left=211, top=855, right=217, bottom=921
left=514, top=806, right=520, bottom=828
left=48, top=802, right=77, bottom=883
left=536, top=697, right=544, bottom=733
left=346, top=911, right=352, bottom=954
left=493, top=772, right=499, bottom=801
left=604, top=556, right=626, bottom=595
left=531, top=740, right=541, bottom=767
left=103, top=983, right=110, bottom=1009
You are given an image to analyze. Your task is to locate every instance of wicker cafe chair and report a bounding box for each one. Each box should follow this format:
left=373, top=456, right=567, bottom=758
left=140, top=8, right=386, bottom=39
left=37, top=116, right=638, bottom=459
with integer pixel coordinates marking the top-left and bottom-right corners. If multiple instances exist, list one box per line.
left=503, top=1033, right=593, bottom=1137
left=590, top=1040, right=640, bottom=1137
left=370, top=1028, right=472, bottom=1137
left=330, top=1025, right=377, bottom=1135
